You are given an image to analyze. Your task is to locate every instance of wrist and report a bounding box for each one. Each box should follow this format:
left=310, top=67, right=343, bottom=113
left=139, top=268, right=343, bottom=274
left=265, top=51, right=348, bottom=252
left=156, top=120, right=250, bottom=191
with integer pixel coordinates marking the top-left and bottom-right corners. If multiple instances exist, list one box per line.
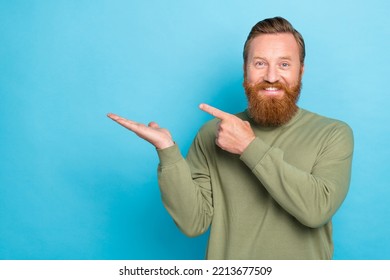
left=239, top=135, right=256, bottom=155
left=155, top=139, right=175, bottom=150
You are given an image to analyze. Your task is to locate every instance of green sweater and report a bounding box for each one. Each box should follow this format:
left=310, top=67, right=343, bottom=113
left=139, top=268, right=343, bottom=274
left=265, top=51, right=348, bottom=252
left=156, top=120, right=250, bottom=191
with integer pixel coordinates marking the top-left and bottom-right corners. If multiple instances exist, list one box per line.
left=157, top=108, right=353, bottom=259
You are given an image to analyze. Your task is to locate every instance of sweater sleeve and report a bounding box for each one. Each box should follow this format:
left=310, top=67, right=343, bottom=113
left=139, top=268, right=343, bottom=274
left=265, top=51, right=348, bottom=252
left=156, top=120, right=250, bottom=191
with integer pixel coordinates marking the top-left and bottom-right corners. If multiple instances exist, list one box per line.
left=240, top=123, right=354, bottom=228
left=156, top=135, right=213, bottom=237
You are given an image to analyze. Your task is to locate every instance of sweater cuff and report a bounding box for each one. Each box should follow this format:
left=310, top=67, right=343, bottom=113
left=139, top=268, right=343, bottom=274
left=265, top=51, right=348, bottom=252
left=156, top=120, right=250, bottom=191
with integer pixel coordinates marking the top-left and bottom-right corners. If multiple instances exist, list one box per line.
left=157, top=144, right=183, bottom=166
left=240, top=137, right=270, bottom=170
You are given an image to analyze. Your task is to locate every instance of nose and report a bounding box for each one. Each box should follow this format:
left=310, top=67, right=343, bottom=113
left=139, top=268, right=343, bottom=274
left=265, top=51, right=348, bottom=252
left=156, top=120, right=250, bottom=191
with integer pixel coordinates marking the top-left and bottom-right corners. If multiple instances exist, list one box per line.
left=264, top=65, right=279, bottom=83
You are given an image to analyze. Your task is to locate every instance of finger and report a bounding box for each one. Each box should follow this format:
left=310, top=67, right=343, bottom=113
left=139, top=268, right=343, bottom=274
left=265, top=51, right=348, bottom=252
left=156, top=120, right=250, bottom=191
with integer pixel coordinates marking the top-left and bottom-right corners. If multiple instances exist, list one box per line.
left=107, top=113, right=120, bottom=120
left=107, top=113, right=133, bottom=123
left=107, top=113, right=140, bottom=131
left=148, top=122, right=160, bottom=128
left=107, top=113, right=132, bottom=125
left=199, top=103, right=232, bottom=120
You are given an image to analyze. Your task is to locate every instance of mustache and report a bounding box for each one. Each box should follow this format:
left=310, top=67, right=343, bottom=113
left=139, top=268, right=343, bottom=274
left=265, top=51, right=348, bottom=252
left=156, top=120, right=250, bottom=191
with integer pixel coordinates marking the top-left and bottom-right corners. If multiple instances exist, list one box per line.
left=250, top=81, right=289, bottom=92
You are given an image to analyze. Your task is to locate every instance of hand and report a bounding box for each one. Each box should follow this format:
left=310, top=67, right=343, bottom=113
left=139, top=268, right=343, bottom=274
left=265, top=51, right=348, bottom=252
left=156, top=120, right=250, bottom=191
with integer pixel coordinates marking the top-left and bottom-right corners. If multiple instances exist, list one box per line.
left=199, top=103, right=255, bottom=155
left=107, top=113, right=174, bottom=149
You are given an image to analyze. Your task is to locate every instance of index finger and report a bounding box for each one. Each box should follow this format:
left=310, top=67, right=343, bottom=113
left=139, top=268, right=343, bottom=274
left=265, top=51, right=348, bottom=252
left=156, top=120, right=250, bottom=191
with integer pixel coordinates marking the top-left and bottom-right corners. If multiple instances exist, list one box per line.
left=199, top=103, right=232, bottom=120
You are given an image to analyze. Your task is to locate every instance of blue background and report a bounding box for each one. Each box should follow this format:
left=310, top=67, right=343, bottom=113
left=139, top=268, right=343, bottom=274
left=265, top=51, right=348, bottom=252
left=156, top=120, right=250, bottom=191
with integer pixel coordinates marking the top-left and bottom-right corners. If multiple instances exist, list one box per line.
left=1, top=0, right=389, bottom=260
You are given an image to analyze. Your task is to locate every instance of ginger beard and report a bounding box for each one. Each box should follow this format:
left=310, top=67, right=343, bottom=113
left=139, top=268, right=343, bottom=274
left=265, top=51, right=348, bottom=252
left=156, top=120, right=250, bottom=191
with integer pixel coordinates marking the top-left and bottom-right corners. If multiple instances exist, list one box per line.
left=243, top=74, right=302, bottom=127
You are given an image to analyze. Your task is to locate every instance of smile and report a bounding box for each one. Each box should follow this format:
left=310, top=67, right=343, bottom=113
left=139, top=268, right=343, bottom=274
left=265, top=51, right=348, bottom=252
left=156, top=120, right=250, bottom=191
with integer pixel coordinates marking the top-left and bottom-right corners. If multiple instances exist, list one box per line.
left=265, top=87, right=279, bottom=91
left=262, top=87, right=283, bottom=95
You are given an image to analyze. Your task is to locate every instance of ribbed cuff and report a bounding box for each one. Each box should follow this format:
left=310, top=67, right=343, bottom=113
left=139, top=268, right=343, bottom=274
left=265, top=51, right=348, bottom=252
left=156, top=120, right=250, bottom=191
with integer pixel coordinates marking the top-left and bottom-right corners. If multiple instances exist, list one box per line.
left=240, top=137, right=270, bottom=170
left=156, top=144, right=183, bottom=166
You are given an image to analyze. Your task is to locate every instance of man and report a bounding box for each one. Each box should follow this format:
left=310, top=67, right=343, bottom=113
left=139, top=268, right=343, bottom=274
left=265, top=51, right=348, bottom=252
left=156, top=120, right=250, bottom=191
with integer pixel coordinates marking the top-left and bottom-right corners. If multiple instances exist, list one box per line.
left=107, top=17, right=354, bottom=259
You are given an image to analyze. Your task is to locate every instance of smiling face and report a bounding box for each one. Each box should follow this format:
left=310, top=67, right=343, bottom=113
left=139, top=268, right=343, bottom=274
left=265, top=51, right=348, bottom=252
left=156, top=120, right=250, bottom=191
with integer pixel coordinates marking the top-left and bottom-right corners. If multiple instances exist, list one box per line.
left=243, top=33, right=304, bottom=126
left=245, top=33, right=303, bottom=97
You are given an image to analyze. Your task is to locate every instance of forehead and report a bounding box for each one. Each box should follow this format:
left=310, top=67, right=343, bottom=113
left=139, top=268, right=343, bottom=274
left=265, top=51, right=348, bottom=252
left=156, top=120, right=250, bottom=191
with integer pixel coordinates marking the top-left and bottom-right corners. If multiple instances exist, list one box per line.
left=247, top=33, right=300, bottom=60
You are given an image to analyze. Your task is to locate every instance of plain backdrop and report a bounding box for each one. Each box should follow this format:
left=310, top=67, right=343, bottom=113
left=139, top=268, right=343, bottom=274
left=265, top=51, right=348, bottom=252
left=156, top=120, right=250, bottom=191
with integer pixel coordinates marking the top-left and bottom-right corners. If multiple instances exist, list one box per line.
left=1, top=0, right=389, bottom=259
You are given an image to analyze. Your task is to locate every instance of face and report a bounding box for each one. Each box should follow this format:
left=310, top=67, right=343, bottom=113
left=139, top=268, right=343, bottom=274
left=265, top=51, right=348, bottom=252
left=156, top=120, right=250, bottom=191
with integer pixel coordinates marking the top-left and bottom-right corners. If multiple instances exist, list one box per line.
left=243, top=33, right=304, bottom=126
left=245, top=33, right=303, bottom=96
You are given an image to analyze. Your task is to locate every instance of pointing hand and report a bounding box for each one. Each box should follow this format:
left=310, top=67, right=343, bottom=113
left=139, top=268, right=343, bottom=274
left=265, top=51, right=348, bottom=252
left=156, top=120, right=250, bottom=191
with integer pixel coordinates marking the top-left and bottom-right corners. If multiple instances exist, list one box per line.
left=199, top=104, right=255, bottom=155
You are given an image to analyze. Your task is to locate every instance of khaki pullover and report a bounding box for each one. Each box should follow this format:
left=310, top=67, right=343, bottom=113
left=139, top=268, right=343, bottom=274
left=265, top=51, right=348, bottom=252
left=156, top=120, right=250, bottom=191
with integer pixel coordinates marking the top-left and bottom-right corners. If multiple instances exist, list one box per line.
left=157, top=108, right=353, bottom=259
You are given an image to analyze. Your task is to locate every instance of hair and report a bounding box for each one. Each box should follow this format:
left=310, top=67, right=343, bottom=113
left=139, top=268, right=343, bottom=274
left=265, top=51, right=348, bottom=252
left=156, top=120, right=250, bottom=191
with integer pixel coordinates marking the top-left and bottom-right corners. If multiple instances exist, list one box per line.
left=243, top=16, right=305, bottom=65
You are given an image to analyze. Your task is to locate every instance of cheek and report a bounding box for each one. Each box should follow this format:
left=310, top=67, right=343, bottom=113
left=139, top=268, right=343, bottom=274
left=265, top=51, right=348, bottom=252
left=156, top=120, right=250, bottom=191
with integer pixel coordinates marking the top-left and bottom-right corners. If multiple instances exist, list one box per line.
left=282, top=71, right=301, bottom=86
left=245, top=69, right=263, bottom=84
left=282, top=75, right=295, bottom=85
left=285, top=68, right=303, bottom=86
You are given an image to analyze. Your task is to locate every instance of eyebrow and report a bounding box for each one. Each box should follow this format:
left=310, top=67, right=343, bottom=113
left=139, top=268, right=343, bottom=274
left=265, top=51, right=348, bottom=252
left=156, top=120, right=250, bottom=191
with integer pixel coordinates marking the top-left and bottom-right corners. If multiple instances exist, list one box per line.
left=252, top=56, right=293, bottom=61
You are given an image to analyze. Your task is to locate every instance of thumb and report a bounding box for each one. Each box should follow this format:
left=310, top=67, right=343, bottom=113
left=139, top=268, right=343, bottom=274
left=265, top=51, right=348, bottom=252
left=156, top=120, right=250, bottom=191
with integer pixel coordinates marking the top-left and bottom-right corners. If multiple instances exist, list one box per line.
left=148, top=122, right=160, bottom=128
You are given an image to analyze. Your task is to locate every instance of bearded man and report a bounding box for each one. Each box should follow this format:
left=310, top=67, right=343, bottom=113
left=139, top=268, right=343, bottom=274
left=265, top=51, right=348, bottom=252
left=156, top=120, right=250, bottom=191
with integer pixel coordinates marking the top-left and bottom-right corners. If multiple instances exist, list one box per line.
left=108, top=17, right=354, bottom=259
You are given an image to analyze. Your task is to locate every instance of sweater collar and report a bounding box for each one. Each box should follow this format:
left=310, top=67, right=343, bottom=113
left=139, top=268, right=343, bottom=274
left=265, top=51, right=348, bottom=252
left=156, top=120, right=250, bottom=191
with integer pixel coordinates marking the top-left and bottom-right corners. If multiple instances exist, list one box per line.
left=244, top=108, right=303, bottom=129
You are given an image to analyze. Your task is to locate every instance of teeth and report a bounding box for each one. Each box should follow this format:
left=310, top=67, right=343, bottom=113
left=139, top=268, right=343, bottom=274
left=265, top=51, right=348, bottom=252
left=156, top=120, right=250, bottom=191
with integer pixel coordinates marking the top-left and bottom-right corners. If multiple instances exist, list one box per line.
left=265, top=87, right=278, bottom=91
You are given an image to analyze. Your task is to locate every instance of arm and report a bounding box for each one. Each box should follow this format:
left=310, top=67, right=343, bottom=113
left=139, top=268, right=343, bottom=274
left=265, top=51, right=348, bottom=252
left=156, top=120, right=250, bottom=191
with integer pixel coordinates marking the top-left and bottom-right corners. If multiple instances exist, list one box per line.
left=198, top=104, right=353, bottom=228
left=157, top=136, right=213, bottom=237
left=241, top=123, right=354, bottom=228
left=107, top=112, right=213, bottom=236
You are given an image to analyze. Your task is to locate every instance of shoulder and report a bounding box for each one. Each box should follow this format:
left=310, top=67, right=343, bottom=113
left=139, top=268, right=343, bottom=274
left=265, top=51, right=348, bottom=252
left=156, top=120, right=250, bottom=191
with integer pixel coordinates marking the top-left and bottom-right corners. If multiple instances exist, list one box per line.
left=299, top=108, right=354, bottom=148
left=300, top=108, right=353, bottom=132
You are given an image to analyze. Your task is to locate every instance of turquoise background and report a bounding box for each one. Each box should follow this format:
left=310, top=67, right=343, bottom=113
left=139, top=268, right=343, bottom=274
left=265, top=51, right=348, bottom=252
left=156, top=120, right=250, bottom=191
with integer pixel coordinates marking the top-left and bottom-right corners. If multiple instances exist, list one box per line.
left=1, top=0, right=389, bottom=259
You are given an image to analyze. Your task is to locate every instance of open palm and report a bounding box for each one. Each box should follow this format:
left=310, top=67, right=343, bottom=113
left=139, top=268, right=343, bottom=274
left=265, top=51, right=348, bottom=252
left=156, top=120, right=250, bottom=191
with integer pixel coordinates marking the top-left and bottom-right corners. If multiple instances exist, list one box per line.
left=107, top=113, right=174, bottom=149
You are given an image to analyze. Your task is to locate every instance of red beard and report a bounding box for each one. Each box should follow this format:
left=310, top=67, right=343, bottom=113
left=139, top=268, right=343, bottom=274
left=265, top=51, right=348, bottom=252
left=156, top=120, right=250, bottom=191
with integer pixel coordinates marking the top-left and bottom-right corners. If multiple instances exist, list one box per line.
left=243, top=78, right=302, bottom=127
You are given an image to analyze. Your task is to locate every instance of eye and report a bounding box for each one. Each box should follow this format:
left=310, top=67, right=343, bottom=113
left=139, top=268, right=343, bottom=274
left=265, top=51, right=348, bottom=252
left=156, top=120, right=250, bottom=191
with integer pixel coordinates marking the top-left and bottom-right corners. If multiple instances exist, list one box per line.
left=280, top=62, right=290, bottom=68
left=254, top=61, right=265, bottom=68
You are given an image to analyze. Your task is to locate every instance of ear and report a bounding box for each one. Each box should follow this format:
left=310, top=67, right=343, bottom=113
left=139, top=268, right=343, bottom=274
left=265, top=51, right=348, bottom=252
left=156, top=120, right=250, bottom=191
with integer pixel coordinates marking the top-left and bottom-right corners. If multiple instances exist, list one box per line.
left=300, top=65, right=305, bottom=76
